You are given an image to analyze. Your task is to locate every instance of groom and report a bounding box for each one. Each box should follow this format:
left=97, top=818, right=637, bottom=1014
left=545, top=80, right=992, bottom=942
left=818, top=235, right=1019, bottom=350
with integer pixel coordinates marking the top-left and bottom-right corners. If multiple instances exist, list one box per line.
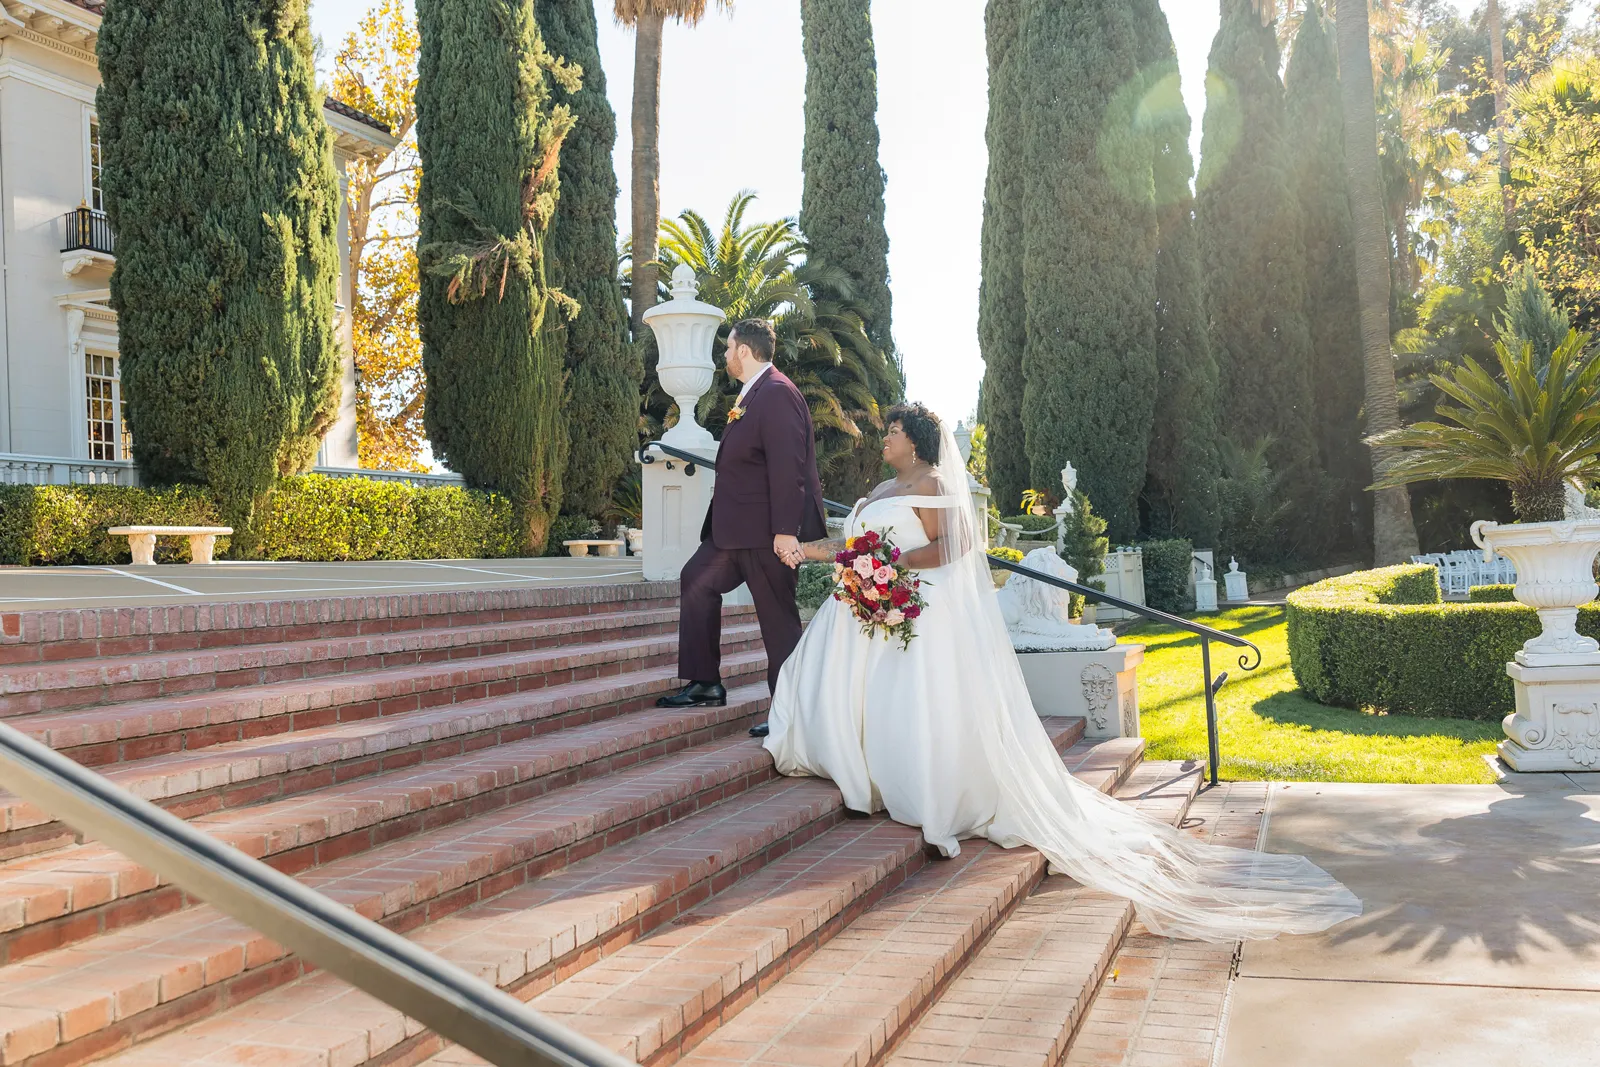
left=657, top=318, right=827, bottom=735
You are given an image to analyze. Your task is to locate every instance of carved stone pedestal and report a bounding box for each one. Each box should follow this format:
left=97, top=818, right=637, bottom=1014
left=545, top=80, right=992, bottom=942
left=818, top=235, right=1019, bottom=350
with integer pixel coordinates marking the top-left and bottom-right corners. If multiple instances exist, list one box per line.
left=1500, top=658, right=1600, bottom=771
left=640, top=442, right=716, bottom=582
left=1015, top=643, right=1144, bottom=740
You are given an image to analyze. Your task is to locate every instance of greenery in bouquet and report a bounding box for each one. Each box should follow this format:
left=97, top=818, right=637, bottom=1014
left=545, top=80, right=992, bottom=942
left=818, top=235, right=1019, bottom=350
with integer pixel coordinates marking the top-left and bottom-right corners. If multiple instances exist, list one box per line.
left=831, top=529, right=927, bottom=650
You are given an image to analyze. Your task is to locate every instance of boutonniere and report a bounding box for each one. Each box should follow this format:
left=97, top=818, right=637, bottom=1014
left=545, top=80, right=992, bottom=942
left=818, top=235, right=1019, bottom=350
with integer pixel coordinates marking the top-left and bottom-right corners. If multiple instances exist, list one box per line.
left=728, top=405, right=746, bottom=423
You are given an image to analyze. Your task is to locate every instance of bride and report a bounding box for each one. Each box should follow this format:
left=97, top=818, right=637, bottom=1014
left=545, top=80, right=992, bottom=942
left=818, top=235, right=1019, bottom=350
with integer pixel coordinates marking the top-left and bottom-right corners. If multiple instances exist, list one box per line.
left=762, top=402, right=1361, bottom=942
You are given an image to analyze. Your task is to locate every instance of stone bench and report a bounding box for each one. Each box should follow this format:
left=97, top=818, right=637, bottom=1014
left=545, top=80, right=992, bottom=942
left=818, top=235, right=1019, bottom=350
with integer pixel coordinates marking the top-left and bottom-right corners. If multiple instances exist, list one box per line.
left=107, top=525, right=233, bottom=566
left=563, top=539, right=624, bottom=558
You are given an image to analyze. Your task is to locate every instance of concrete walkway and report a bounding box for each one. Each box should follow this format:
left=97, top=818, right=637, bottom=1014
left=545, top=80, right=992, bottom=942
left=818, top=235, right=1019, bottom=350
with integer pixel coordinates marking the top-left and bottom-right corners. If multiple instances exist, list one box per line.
left=1221, top=773, right=1600, bottom=1067
left=0, top=556, right=645, bottom=611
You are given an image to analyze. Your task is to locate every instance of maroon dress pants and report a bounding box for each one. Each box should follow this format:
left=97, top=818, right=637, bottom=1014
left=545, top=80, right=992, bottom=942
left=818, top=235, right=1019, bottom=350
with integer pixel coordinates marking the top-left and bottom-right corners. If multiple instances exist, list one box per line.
left=677, top=539, right=801, bottom=695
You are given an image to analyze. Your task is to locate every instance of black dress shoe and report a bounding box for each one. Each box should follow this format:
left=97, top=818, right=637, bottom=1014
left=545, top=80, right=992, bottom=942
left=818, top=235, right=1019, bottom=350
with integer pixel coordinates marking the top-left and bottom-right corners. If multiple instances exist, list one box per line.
left=842, top=807, right=871, bottom=820
left=656, top=681, right=726, bottom=708
left=748, top=722, right=770, bottom=738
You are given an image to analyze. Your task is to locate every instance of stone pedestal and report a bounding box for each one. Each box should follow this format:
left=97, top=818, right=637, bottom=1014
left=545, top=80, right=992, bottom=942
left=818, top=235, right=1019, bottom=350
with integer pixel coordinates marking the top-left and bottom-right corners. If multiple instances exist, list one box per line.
left=1016, top=643, right=1144, bottom=739
left=640, top=442, right=717, bottom=582
left=1500, top=657, right=1600, bottom=771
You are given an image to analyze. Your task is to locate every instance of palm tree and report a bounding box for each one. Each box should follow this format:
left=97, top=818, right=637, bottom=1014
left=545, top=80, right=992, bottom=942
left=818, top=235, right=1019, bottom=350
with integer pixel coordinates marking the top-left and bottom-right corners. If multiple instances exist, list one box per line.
left=1371, top=330, right=1600, bottom=523
left=638, top=193, right=900, bottom=488
left=1487, top=0, right=1514, bottom=224
left=1336, top=0, right=1421, bottom=564
left=612, top=0, right=732, bottom=340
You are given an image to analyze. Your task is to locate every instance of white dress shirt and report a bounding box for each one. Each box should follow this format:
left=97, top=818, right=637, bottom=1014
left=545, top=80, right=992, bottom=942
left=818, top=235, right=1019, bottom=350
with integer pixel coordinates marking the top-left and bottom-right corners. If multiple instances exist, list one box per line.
left=736, top=360, right=773, bottom=406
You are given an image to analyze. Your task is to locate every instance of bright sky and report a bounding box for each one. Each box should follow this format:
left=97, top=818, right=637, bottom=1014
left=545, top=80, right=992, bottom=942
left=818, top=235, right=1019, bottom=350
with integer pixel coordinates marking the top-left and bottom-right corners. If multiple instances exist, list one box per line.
left=309, top=0, right=1477, bottom=428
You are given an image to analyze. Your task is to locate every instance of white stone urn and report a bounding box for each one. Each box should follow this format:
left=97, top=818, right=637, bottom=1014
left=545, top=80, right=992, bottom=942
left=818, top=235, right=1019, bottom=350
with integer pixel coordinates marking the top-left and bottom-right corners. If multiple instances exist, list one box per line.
left=643, top=264, right=725, bottom=450
left=1470, top=518, right=1600, bottom=666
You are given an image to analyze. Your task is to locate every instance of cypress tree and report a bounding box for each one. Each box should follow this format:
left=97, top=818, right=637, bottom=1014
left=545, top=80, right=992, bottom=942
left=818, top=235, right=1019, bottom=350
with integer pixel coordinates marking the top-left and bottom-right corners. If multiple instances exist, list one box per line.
left=979, top=0, right=1030, bottom=515
left=799, top=0, right=898, bottom=500
left=800, top=0, right=894, bottom=357
left=417, top=0, right=577, bottom=554
left=1018, top=0, right=1158, bottom=541
left=97, top=0, right=340, bottom=550
left=1287, top=2, right=1366, bottom=550
left=1197, top=0, right=1319, bottom=508
left=1135, top=0, right=1220, bottom=546
left=538, top=0, right=641, bottom=519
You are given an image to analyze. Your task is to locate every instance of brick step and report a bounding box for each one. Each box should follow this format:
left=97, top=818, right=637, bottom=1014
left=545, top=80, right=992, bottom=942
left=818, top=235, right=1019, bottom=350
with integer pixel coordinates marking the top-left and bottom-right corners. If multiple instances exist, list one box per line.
left=0, top=732, right=789, bottom=1067
left=83, top=720, right=1091, bottom=1067
left=0, top=643, right=770, bottom=861
left=625, top=742, right=1160, bottom=1067
left=0, top=684, right=775, bottom=964
left=91, top=783, right=883, bottom=1067
left=0, top=602, right=734, bottom=717
left=9, top=622, right=762, bottom=764
left=0, top=582, right=684, bottom=668
left=887, top=761, right=1204, bottom=1067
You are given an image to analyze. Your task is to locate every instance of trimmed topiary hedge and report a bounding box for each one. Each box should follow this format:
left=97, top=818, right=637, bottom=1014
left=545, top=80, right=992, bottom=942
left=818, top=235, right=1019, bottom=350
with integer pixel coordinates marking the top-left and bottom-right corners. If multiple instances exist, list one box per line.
left=1001, top=513, right=1060, bottom=535
left=796, top=561, right=836, bottom=612
left=1138, top=538, right=1194, bottom=614
left=1286, top=564, right=1600, bottom=720
left=1469, top=584, right=1517, bottom=603
left=253, top=476, right=517, bottom=561
left=0, top=478, right=518, bottom=565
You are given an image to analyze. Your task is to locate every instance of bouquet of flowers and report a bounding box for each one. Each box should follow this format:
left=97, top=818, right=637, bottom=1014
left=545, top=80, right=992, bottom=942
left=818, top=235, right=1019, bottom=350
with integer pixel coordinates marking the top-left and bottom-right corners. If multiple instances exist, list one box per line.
left=831, top=529, right=928, bottom=649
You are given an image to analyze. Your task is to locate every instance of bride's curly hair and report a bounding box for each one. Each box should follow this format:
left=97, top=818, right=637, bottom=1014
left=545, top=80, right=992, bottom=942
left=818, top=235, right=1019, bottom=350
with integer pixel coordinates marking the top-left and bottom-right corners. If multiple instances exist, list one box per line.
left=886, top=402, right=941, bottom=466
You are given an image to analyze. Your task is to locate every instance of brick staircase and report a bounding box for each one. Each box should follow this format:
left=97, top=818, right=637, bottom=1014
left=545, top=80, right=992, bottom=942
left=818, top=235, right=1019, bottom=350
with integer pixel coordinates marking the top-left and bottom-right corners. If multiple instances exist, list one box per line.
left=0, top=582, right=1209, bottom=1067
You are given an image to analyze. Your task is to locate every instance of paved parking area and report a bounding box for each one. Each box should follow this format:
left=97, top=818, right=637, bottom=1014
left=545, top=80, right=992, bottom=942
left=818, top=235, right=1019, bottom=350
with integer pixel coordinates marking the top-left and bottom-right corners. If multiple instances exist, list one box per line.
left=0, top=557, right=646, bottom=611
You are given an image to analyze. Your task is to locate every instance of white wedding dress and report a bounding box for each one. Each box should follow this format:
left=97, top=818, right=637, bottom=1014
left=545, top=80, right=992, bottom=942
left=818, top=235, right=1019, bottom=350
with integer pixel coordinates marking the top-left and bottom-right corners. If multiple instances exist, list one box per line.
left=763, top=422, right=1362, bottom=943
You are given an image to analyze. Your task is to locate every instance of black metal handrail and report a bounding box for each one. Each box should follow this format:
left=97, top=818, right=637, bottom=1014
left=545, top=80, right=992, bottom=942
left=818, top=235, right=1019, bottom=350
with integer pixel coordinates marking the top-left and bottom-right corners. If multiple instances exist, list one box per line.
left=642, top=439, right=1260, bottom=784
left=0, top=721, right=634, bottom=1067
left=62, top=206, right=115, bottom=256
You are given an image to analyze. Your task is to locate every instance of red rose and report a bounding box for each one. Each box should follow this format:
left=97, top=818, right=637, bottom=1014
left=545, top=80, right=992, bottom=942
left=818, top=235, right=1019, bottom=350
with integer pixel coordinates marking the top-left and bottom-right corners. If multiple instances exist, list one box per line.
left=904, top=605, right=921, bottom=619
left=890, top=587, right=911, bottom=606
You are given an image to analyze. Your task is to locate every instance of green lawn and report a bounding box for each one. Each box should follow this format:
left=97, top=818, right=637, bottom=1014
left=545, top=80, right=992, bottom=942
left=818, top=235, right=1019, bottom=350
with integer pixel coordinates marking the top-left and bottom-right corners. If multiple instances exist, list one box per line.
left=1121, top=607, right=1502, bottom=784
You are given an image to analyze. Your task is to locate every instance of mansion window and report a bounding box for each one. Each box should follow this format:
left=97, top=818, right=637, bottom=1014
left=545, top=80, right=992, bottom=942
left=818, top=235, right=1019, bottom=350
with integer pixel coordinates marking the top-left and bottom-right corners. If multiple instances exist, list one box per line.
left=88, top=115, right=103, bottom=212
left=85, top=351, right=129, bottom=461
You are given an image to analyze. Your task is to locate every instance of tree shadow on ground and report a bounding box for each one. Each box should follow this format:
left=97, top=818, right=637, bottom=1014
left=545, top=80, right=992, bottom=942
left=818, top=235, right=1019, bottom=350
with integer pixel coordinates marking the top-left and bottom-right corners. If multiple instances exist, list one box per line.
left=1312, top=779, right=1600, bottom=965
left=1250, top=690, right=1500, bottom=741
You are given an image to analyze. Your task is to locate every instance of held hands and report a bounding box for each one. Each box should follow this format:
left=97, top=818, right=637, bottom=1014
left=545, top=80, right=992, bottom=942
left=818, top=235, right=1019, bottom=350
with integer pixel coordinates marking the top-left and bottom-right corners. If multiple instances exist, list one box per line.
left=773, top=534, right=804, bottom=569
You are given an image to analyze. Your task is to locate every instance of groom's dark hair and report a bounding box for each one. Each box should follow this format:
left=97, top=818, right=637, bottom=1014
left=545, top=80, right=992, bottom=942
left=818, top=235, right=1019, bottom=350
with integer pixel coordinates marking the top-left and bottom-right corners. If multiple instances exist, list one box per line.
left=729, top=319, right=776, bottom=362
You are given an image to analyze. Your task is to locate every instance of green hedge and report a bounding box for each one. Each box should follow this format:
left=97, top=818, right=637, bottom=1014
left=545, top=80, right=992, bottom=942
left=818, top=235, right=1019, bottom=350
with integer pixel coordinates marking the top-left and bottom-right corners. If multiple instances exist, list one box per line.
left=0, top=484, right=224, bottom=564
left=1469, top=584, right=1517, bottom=602
left=797, top=561, right=835, bottom=611
left=1286, top=564, right=1600, bottom=719
left=1001, top=513, right=1059, bottom=535
left=253, top=476, right=516, bottom=561
left=1138, top=538, right=1194, bottom=614
left=0, top=478, right=518, bottom=565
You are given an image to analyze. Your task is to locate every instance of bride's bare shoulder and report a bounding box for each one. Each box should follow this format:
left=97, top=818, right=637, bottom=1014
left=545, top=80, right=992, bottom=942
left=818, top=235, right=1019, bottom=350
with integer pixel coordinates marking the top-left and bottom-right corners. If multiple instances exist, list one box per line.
left=913, top=470, right=947, bottom=496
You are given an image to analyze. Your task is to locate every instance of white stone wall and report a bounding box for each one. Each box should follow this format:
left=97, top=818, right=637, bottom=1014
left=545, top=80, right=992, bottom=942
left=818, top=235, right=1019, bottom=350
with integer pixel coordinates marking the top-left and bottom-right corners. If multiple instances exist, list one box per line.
left=0, top=7, right=394, bottom=470
left=0, top=35, right=106, bottom=456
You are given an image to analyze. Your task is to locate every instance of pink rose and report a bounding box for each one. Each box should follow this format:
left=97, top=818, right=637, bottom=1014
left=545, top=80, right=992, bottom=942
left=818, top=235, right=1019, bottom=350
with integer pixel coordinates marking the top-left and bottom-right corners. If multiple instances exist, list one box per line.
left=853, top=556, right=877, bottom=579
left=874, top=564, right=897, bottom=584
left=883, top=609, right=905, bottom=626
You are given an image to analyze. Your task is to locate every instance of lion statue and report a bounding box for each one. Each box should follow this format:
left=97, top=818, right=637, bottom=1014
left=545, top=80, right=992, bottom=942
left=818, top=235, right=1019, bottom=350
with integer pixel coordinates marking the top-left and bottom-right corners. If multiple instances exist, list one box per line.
left=993, top=547, right=1115, bottom=652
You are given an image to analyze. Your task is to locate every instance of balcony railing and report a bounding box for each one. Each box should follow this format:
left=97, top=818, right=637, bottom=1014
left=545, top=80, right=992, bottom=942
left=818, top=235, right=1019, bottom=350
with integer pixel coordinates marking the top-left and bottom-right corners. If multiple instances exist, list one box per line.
left=62, top=206, right=115, bottom=256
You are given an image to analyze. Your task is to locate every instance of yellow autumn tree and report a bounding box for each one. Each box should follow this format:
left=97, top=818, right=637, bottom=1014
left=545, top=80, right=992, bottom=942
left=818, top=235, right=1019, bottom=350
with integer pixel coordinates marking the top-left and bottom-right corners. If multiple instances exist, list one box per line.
left=332, top=0, right=426, bottom=471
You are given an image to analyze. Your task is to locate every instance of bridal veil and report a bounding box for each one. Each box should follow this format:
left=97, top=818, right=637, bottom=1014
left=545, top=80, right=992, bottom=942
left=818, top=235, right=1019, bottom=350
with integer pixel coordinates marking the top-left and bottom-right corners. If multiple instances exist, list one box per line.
left=919, top=418, right=1360, bottom=942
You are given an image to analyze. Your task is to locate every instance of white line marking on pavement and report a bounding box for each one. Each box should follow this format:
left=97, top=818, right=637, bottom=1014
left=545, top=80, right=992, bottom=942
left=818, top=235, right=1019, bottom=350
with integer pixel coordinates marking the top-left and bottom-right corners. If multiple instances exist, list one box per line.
left=97, top=567, right=203, bottom=595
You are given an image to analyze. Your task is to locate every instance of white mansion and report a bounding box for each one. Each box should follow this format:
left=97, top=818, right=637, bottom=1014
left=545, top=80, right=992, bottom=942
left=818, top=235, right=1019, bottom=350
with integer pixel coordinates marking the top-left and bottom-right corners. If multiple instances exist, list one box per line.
left=0, top=0, right=424, bottom=486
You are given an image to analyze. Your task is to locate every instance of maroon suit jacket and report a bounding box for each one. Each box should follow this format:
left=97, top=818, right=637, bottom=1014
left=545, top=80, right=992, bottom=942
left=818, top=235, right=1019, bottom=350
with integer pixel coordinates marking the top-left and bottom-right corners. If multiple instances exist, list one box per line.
left=702, top=366, right=827, bottom=550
